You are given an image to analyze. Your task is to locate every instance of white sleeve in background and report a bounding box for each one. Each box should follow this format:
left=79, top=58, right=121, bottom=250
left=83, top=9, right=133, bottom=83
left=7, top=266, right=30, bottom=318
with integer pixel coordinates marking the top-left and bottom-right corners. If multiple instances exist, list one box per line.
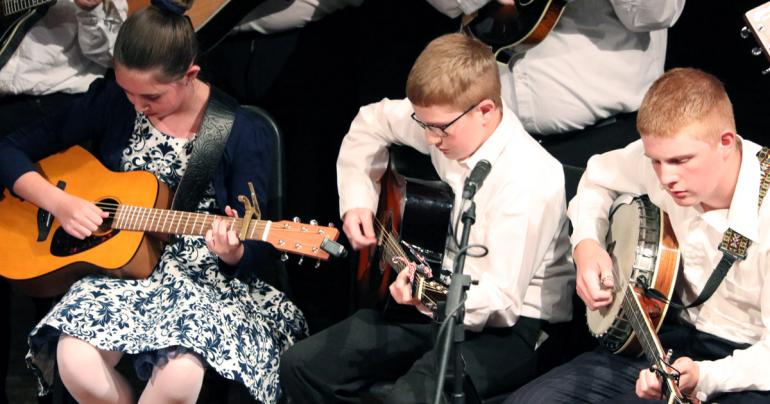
left=235, top=0, right=364, bottom=34
left=336, top=98, right=431, bottom=218
left=608, top=0, right=685, bottom=32
left=75, top=0, right=127, bottom=68
left=424, top=0, right=490, bottom=18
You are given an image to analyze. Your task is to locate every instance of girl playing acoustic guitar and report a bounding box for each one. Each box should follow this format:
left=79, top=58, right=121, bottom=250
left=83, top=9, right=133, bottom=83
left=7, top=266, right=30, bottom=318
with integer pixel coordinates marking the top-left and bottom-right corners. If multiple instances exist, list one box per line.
left=0, top=0, right=307, bottom=402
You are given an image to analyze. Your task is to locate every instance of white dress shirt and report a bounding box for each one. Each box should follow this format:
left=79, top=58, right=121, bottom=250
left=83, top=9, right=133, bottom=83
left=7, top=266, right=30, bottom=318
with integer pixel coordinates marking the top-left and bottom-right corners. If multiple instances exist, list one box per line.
left=234, top=0, right=363, bottom=34
left=0, top=0, right=126, bottom=95
left=569, top=138, right=770, bottom=399
left=426, top=0, right=685, bottom=135
left=337, top=98, right=574, bottom=331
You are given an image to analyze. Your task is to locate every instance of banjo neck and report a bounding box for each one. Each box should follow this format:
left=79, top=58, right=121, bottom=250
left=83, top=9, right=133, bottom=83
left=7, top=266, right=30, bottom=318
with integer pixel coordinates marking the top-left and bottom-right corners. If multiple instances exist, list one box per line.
left=624, top=285, right=690, bottom=404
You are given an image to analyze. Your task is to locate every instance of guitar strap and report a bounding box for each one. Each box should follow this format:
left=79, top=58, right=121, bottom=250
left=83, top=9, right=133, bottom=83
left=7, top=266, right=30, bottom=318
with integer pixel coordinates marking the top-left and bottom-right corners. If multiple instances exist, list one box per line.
left=170, top=87, right=238, bottom=212
left=685, top=146, right=770, bottom=308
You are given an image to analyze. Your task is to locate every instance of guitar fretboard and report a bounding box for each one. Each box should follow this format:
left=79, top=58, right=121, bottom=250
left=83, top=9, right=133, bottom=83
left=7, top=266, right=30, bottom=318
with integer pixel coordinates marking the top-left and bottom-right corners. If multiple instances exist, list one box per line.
left=2, top=0, right=52, bottom=16
left=113, top=205, right=269, bottom=241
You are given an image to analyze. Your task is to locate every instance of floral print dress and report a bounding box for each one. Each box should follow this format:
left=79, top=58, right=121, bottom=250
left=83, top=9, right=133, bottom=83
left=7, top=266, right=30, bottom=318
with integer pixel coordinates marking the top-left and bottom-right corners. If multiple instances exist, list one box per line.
left=26, top=113, right=308, bottom=403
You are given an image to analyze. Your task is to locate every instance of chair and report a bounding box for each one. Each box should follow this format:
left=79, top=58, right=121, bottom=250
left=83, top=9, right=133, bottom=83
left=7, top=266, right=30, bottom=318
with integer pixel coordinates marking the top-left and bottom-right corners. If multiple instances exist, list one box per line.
left=219, top=106, right=291, bottom=403
left=241, top=105, right=292, bottom=297
left=242, top=105, right=285, bottom=221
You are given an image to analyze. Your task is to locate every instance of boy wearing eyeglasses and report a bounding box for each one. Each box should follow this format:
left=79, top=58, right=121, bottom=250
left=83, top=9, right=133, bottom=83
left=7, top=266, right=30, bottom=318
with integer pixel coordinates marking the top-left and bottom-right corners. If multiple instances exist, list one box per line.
left=279, top=33, right=575, bottom=403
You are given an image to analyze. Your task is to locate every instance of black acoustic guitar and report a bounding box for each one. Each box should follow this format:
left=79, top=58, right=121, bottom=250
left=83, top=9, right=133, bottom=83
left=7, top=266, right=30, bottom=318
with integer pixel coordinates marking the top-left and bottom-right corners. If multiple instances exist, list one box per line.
left=461, top=0, right=567, bottom=63
left=0, top=0, right=55, bottom=70
left=355, top=145, right=454, bottom=320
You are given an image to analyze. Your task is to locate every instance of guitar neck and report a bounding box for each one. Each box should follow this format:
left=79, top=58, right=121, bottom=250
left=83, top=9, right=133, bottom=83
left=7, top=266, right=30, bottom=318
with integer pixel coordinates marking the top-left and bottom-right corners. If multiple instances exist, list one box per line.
left=2, top=0, right=53, bottom=15
left=381, top=242, right=408, bottom=274
left=623, top=286, right=688, bottom=404
left=113, top=205, right=268, bottom=240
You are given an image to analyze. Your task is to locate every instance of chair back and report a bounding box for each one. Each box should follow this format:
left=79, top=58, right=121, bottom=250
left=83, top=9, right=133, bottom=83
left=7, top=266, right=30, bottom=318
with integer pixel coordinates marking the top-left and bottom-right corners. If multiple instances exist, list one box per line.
left=242, top=105, right=285, bottom=220
left=242, top=105, right=292, bottom=296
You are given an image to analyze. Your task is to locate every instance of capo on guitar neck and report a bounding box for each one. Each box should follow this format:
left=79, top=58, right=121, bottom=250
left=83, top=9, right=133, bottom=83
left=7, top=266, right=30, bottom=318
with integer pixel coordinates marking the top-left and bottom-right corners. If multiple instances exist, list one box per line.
left=237, top=182, right=261, bottom=241
left=400, top=240, right=434, bottom=279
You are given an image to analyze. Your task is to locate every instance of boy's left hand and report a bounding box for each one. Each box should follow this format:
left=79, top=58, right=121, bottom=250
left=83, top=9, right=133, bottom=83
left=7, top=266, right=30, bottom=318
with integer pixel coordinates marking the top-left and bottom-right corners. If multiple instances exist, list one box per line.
left=636, top=356, right=700, bottom=403
left=205, top=205, right=245, bottom=266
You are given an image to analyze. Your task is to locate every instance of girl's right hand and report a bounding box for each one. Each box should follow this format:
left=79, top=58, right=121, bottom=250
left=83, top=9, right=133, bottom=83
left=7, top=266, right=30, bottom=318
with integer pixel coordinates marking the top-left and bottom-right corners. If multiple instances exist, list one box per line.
left=52, top=193, right=108, bottom=240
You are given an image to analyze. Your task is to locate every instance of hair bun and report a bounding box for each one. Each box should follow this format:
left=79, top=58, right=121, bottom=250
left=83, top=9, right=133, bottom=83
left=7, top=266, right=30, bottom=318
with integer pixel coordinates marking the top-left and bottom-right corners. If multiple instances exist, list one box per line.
left=150, top=0, right=186, bottom=15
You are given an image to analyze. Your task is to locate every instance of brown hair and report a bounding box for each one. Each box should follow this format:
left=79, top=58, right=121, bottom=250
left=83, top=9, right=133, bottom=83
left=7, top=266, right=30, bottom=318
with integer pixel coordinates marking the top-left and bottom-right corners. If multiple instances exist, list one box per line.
left=637, top=67, right=735, bottom=141
left=113, top=0, right=197, bottom=82
left=406, top=33, right=501, bottom=110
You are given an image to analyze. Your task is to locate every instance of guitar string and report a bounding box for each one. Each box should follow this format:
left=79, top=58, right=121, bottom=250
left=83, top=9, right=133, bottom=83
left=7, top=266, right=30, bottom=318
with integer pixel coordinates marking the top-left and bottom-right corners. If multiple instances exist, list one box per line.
left=373, top=217, right=446, bottom=296
left=91, top=202, right=320, bottom=234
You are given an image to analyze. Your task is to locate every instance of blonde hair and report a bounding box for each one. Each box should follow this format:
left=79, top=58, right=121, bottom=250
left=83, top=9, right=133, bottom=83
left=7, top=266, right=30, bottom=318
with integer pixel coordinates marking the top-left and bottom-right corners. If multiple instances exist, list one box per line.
left=406, top=33, right=501, bottom=110
left=637, top=67, right=735, bottom=141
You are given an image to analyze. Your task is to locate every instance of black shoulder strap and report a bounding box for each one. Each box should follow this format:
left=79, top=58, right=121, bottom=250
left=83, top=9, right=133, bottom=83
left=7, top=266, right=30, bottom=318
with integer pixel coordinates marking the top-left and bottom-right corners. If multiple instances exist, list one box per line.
left=686, top=146, right=770, bottom=308
left=170, top=87, right=238, bottom=212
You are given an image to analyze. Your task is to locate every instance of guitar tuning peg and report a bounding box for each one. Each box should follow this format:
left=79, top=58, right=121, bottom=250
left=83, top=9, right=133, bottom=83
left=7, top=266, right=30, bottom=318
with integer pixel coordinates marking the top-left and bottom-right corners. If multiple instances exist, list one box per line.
left=328, top=222, right=335, bottom=228
left=310, top=219, right=318, bottom=226
left=298, top=256, right=304, bottom=265
left=280, top=253, right=289, bottom=262
left=741, top=26, right=750, bottom=39
left=315, top=260, right=321, bottom=269
left=752, top=47, right=763, bottom=56
left=763, top=66, right=770, bottom=75
left=293, top=216, right=300, bottom=223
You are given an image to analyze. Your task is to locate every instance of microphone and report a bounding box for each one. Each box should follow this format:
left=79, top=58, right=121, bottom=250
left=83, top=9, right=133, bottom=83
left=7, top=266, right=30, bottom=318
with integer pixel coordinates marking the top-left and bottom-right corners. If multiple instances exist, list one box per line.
left=462, top=159, right=492, bottom=200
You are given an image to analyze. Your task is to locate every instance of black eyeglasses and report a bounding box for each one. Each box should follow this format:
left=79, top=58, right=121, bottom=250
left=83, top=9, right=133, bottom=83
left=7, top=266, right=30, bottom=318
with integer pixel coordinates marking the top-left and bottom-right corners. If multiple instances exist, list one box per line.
left=411, top=103, right=477, bottom=138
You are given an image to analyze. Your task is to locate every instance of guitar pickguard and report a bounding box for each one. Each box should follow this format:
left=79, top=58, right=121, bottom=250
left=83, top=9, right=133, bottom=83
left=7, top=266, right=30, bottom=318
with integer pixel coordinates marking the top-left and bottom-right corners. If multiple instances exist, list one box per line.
left=50, top=227, right=120, bottom=257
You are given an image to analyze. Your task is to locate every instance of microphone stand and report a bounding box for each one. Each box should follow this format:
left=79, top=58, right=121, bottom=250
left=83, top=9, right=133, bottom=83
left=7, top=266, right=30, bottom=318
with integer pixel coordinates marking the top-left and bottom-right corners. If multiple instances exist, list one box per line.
left=434, top=199, right=477, bottom=404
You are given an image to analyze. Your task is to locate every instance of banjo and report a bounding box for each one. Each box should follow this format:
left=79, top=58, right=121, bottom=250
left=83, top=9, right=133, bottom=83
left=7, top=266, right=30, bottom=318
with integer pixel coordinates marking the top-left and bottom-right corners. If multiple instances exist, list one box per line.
left=587, top=195, right=690, bottom=403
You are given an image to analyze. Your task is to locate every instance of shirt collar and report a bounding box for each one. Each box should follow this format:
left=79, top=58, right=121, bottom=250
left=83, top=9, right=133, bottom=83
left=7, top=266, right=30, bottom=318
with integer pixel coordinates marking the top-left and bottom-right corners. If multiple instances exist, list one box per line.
left=704, top=137, right=762, bottom=241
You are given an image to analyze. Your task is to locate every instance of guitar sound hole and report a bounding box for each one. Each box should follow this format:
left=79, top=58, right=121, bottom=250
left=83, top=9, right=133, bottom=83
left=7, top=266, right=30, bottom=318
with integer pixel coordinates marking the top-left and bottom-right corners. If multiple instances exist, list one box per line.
left=50, top=198, right=120, bottom=257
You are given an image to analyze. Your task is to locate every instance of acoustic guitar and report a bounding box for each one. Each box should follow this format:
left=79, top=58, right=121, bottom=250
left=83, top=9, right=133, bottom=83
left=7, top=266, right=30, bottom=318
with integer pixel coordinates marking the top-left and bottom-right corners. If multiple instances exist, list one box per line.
left=587, top=195, right=690, bottom=403
left=0, top=146, right=341, bottom=297
left=461, top=0, right=567, bottom=64
left=0, top=0, right=55, bottom=70
left=127, top=0, right=267, bottom=54
left=356, top=145, right=453, bottom=318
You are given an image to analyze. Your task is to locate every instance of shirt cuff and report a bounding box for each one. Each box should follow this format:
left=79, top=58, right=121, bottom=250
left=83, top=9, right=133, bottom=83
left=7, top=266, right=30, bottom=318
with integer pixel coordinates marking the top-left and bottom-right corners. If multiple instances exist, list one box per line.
left=693, top=360, right=719, bottom=400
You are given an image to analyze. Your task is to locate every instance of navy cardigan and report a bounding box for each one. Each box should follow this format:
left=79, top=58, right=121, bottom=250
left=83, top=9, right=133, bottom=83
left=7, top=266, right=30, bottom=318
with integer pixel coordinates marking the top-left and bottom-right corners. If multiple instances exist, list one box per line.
left=0, top=78, right=276, bottom=277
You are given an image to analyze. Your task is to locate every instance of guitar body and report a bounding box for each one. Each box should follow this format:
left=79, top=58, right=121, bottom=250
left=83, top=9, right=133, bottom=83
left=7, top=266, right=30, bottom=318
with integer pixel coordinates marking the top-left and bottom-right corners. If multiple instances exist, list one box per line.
left=127, top=0, right=266, bottom=53
left=356, top=146, right=454, bottom=316
left=461, top=0, right=567, bottom=63
left=0, top=0, right=55, bottom=70
left=0, top=146, right=169, bottom=297
left=587, top=195, right=681, bottom=355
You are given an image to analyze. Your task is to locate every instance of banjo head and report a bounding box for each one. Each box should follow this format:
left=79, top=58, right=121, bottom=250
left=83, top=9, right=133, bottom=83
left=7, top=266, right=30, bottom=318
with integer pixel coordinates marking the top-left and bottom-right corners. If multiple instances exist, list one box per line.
left=586, top=195, right=662, bottom=351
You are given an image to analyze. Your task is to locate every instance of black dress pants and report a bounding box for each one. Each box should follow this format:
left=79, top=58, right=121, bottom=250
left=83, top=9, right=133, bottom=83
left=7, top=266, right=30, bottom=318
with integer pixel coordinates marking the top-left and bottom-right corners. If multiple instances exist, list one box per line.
left=280, top=309, right=551, bottom=404
left=505, top=322, right=770, bottom=403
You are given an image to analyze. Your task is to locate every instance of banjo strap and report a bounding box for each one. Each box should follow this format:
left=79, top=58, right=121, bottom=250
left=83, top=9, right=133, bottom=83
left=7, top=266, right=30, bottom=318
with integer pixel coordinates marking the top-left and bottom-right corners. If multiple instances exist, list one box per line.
left=685, top=146, right=770, bottom=308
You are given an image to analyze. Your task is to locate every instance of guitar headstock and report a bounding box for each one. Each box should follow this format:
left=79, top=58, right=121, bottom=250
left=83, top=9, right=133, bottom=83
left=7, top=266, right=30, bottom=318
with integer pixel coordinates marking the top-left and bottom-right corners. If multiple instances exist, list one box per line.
left=743, top=2, right=770, bottom=73
left=264, top=218, right=345, bottom=263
